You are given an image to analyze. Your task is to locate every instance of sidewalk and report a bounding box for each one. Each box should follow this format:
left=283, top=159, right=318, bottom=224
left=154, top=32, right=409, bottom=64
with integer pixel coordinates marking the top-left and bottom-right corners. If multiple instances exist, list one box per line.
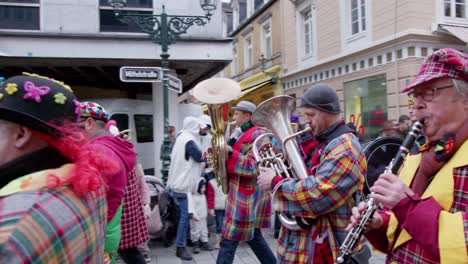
left=138, top=229, right=386, bottom=264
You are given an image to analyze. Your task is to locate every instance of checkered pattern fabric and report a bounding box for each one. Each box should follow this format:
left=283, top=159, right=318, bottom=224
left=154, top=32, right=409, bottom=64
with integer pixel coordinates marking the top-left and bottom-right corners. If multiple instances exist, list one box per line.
left=275, top=133, right=366, bottom=263
left=80, top=101, right=109, bottom=122
left=222, top=126, right=272, bottom=241
left=118, top=168, right=150, bottom=249
left=402, top=48, right=468, bottom=93
left=0, top=186, right=107, bottom=263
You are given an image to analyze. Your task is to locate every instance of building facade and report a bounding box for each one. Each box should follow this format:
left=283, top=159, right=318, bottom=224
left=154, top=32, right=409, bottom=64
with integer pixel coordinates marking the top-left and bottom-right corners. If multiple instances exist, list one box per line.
left=0, top=0, right=231, bottom=175
left=280, top=0, right=468, bottom=140
left=218, top=0, right=283, bottom=107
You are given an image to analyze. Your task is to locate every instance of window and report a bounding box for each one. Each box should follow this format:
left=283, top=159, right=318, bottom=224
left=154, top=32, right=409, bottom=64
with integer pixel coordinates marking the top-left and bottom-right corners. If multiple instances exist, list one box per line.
left=99, top=0, right=153, bottom=32
left=232, top=45, right=238, bottom=75
left=302, top=8, right=314, bottom=56
left=134, top=114, right=153, bottom=143
left=444, top=0, right=466, bottom=18
left=261, top=22, right=272, bottom=58
left=239, top=0, right=247, bottom=24
left=244, top=36, right=253, bottom=69
left=351, top=0, right=366, bottom=35
left=344, top=74, right=387, bottom=140
left=0, top=0, right=40, bottom=30
left=255, top=0, right=264, bottom=10
left=226, top=12, right=233, bottom=34
left=110, top=114, right=129, bottom=131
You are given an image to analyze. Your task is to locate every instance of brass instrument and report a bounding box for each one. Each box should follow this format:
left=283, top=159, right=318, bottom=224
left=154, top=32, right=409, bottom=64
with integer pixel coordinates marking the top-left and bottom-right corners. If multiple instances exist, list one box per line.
left=336, top=120, right=423, bottom=264
left=117, top=129, right=135, bottom=141
left=252, top=95, right=313, bottom=230
left=192, top=78, right=241, bottom=194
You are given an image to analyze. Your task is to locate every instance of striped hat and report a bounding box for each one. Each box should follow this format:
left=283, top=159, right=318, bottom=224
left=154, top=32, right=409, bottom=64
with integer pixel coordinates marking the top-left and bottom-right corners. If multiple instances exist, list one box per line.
left=402, top=48, right=468, bottom=93
left=80, top=101, right=109, bottom=122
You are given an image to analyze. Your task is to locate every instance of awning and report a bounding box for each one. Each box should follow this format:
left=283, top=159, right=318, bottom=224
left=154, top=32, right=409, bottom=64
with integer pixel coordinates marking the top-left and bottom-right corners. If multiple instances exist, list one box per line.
left=440, top=25, right=468, bottom=44
left=237, top=79, right=272, bottom=98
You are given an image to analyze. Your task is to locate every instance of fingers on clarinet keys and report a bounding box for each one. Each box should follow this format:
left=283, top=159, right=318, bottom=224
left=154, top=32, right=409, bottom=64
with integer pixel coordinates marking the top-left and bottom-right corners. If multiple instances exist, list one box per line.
left=346, top=202, right=367, bottom=231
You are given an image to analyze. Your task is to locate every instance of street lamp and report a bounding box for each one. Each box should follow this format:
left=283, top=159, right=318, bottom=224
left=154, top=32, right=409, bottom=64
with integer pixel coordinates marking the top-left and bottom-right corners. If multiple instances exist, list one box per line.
left=108, top=0, right=218, bottom=185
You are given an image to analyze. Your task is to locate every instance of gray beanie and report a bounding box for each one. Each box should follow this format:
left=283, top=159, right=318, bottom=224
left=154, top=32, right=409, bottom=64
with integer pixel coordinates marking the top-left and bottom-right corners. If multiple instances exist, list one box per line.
left=301, top=83, right=340, bottom=114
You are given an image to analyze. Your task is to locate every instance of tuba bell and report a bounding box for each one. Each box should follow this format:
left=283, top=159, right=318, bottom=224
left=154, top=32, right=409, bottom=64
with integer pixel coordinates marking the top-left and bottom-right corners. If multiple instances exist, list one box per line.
left=252, top=95, right=312, bottom=230
left=192, top=78, right=241, bottom=194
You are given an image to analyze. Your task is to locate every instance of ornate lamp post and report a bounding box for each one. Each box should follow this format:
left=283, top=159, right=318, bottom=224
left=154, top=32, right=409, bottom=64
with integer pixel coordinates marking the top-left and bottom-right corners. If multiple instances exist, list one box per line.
left=108, top=0, right=218, bottom=184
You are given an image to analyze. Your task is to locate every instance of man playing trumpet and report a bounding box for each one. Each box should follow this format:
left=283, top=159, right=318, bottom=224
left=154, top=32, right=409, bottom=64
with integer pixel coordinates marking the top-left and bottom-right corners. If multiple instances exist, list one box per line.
left=217, top=100, right=276, bottom=264
left=258, top=84, right=367, bottom=263
left=347, top=48, right=468, bottom=263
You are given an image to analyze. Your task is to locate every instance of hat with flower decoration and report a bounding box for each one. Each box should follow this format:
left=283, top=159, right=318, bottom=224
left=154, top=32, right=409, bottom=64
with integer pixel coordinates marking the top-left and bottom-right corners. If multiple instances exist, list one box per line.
left=0, top=73, right=80, bottom=135
left=402, top=48, right=468, bottom=93
left=80, top=101, right=110, bottom=122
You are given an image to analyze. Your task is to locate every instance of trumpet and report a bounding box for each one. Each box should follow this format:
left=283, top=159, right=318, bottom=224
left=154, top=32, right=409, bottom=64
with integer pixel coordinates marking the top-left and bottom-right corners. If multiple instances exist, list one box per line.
left=336, top=120, right=423, bottom=264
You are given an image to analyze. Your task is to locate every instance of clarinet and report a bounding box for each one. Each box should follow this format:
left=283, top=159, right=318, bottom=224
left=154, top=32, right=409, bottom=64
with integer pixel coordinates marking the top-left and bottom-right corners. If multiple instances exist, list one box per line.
left=336, top=120, right=423, bottom=264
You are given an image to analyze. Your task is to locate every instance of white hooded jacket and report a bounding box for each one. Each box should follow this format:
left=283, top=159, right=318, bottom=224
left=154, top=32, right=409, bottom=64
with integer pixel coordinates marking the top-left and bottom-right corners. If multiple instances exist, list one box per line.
left=167, top=116, right=204, bottom=193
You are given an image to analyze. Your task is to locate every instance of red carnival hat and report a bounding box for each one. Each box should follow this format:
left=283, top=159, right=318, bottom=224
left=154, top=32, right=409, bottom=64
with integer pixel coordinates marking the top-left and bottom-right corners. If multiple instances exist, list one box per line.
left=401, top=48, right=468, bottom=93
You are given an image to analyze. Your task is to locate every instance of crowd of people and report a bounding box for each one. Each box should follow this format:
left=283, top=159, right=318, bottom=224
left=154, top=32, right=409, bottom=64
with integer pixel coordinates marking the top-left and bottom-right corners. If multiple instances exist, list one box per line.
left=0, top=47, right=466, bottom=264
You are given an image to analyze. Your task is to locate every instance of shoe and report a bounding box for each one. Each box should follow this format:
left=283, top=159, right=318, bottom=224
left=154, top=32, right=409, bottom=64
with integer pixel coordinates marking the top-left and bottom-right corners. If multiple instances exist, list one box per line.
left=214, top=234, right=221, bottom=249
left=200, top=241, right=213, bottom=251
left=186, top=239, right=194, bottom=247
left=193, top=241, right=201, bottom=254
left=176, top=246, right=193, bottom=261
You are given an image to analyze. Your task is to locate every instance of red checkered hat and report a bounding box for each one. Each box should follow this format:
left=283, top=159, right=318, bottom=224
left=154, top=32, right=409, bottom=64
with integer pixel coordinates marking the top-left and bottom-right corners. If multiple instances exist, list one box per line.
left=401, top=48, right=468, bottom=93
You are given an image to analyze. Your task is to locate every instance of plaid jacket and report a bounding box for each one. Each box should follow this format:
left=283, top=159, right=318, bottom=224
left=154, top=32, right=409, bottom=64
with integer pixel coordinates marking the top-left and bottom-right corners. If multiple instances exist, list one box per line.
left=275, top=133, right=366, bottom=263
left=222, top=126, right=272, bottom=241
left=0, top=185, right=107, bottom=263
left=118, top=168, right=150, bottom=250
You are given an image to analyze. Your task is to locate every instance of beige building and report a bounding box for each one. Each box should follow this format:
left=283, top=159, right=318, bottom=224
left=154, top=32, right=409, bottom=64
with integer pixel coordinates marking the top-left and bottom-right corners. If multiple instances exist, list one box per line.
left=219, top=0, right=283, bottom=106
left=280, top=0, right=468, bottom=140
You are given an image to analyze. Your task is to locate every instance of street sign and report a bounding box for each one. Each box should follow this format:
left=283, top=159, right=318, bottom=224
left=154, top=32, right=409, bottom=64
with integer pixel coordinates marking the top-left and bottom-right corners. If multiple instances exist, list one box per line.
left=119, top=66, right=162, bottom=82
left=168, top=74, right=183, bottom=93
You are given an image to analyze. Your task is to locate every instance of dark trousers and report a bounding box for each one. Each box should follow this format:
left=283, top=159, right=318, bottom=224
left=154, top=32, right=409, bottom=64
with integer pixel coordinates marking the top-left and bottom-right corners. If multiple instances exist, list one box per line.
left=215, top=210, right=225, bottom=234
left=216, top=228, right=276, bottom=264
left=118, top=247, right=146, bottom=264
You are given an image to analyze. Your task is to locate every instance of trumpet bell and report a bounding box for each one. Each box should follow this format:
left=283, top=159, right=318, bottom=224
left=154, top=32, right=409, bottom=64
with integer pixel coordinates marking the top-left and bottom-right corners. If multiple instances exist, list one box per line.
left=193, top=78, right=241, bottom=104
left=193, top=78, right=241, bottom=194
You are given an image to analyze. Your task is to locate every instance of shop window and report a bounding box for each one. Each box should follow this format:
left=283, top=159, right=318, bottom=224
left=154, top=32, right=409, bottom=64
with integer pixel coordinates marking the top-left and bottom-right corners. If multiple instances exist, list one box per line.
left=344, top=74, right=387, bottom=141
left=134, top=114, right=154, bottom=143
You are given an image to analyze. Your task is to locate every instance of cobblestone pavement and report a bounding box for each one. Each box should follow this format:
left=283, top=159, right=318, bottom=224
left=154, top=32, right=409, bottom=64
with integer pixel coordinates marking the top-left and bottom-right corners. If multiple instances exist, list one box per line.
left=128, top=229, right=386, bottom=264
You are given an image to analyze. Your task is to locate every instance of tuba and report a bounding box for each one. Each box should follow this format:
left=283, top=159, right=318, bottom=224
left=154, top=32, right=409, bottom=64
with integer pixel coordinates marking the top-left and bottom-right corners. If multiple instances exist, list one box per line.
left=193, top=78, right=241, bottom=194
left=252, top=95, right=313, bottom=230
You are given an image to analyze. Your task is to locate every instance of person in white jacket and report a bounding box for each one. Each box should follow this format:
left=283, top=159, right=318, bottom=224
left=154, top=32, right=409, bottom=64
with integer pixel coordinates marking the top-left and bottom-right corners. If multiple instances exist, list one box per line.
left=189, top=178, right=214, bottom=254
left=197, top=115, right=228, bottom=249
left=167, top=116, right=208, bottom=261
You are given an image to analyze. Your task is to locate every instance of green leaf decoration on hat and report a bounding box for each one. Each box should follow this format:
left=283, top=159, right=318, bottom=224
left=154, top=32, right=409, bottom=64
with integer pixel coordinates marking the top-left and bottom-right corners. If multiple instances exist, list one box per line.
left=0, top=93, right=3, bottom=101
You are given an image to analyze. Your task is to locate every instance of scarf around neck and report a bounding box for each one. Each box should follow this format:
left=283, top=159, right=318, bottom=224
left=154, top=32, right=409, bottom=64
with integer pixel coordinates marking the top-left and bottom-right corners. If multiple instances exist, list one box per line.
left=410, top=121, right=468, bottom=195
left=227, top=120, right=254, bottom=146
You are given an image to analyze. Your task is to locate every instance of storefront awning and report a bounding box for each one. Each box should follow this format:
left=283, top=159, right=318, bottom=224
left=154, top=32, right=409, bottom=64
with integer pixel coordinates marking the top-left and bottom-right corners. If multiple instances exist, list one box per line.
left=441, top=24, right=468, bottom=44
left=238, top=79, right=272, bottom=98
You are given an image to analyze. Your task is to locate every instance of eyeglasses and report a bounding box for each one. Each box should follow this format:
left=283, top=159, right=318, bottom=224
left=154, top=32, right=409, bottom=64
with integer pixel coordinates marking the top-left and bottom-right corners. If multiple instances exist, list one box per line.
left=408, top=84, right=453, bottom=102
